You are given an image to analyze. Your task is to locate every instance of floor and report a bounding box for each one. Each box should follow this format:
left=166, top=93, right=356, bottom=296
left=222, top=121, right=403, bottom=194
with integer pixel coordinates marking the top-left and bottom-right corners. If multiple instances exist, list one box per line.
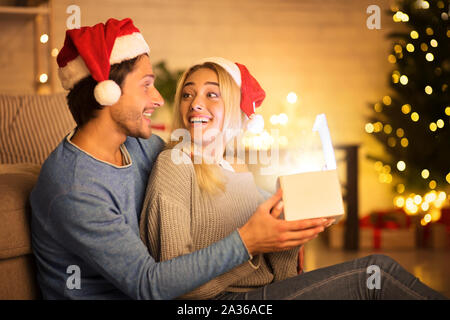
left=302, top=234, right=450, bottom=299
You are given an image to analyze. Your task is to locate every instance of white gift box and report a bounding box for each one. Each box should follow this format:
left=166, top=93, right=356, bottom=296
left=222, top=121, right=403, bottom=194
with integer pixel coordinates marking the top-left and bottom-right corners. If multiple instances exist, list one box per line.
left=277, top=114, right=345, bottom=221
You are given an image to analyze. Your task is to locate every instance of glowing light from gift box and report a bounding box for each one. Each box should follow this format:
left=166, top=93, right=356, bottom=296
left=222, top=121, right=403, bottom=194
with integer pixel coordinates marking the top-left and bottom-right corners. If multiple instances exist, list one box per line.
left=273, top=114, right=336, bottom=176
left=270, top=113, right=288, bottom=126
left=242, top=130, right=278, bottom=151
left=312, top=114, right=337, bottom=170
left=244, top=114, right=337, bottom=177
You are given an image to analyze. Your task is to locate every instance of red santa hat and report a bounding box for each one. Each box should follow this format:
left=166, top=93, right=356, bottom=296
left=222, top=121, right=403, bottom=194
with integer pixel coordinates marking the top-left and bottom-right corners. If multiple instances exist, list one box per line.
left=56, top=18, right=150, bottom=106
left=194, top=57, right=266, bottom=133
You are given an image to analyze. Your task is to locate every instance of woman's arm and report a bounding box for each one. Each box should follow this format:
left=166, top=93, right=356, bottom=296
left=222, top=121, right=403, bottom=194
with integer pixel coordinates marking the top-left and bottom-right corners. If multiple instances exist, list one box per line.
left=140, top=149, right=263, bottom=299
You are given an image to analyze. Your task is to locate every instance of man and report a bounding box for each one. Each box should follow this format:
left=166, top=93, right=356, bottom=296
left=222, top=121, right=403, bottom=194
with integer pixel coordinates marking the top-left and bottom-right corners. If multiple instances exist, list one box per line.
left=30, top=18, right=328, bottom=300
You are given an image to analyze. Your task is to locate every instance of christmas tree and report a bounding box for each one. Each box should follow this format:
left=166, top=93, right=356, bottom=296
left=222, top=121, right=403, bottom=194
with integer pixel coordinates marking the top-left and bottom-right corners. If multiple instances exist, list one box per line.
left=366, top=0, right=449, bottom=222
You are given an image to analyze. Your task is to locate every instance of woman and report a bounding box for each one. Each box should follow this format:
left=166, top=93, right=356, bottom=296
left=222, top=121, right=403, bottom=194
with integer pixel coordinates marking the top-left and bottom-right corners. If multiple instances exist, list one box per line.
left=140, top=57, right=447, bottom=300
left=140, top=57, right=303, bottom=299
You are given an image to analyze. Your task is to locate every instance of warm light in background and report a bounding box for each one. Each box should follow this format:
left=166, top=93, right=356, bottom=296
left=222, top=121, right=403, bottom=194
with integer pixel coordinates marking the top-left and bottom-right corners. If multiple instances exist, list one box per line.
left=394, top=196, right=405, bottom=207
left=51, top=48, right=59, bottom=57
left=400, top=137, right=409, bottom=147
left=401, top=104, right=411, bottom=114
left=410, top=30, right=419, bottom=39
left=286, top=92, right=297, bottom=104
left=400, top=75, right=408, bottom=85
left=415, top=0, right=430, bottom=9
left=429, top=122, right=437, bottom=131
left=425, top=85, right=433, bottom=94
left=397, top=160, right=406, bottom=171
left=365, top=123, right=374, bottom=133
left=393, top=11, right=409, bottom=22
left=411, top=112, right=419, bottom=122
left=39, top=73, right=48, bottom=83
left=429, top=180, right=436, bottom=189
left=397, top=184, right=405, bottom=193
left=40, top=34, right=48, bottom=44
left=388, top=137, right=396, bottom=147
left=406, top=43, right=415, bottom=52
left=421, top=169, right=430, bottom=179
left=425, top=53, right=434, bottom=61
left=373, top=122, right=383, bottom=132
left=374, top=103, right=383, bottom=112
left=382, top=96, right=392, bottom=105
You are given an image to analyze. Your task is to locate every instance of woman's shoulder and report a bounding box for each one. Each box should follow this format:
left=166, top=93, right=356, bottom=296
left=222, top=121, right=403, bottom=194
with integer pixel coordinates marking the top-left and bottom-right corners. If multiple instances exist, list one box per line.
left=157, top=148, right=193, bottom=167
left=152, top=148, right=195, bottom=180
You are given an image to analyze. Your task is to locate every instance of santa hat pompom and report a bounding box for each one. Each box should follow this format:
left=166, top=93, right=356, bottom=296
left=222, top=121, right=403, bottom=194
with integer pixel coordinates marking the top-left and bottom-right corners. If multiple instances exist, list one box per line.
left=94, top=80, right=122, bottom=106
left=246, top=114, right=265, bottom=134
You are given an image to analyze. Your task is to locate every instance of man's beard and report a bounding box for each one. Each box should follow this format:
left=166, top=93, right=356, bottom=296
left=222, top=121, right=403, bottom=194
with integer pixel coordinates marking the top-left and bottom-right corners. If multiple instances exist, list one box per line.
left=111, top=107, right=151, bottom=139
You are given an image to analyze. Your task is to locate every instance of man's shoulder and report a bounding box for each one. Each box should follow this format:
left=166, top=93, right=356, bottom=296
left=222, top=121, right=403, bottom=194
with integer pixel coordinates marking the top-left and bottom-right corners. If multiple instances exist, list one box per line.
left=125, top=134, right=165, bottom=160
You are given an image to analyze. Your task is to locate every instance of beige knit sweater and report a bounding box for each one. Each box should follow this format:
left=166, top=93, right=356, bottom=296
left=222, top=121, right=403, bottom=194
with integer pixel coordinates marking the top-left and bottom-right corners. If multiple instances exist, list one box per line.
left=139, top=149, right=299, bottom=299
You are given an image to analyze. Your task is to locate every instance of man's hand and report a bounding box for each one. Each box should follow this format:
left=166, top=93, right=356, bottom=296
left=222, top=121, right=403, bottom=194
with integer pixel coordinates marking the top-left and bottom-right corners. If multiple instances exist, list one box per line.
left=238, top=189, right=331, bottom=255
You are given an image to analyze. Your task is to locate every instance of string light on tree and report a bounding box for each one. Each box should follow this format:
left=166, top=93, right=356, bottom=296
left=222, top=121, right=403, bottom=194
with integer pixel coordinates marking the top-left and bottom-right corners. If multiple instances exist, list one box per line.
left=425, top=53, right=434, bottom=61
left=367, top=0, right=449, bottom=225
left=397, top=161, right=406, bottom=171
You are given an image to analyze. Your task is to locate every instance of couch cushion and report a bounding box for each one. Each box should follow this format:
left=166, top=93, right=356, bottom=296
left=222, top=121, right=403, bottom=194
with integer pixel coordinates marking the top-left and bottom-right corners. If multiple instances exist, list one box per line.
left=0, top=255, right=40, bottom=299
left=0, top=93, right=76, bottom=165
left=0, top=169, right=39, bottom=259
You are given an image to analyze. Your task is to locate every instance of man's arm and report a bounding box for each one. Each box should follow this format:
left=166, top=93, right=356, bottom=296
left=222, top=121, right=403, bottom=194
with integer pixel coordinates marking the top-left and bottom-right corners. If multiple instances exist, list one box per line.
left=47, top=191, right=250, bottom=300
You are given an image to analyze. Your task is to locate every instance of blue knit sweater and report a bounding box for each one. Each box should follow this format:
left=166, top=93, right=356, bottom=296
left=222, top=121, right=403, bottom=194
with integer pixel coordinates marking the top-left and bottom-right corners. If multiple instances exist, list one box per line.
left=30, top=133, right=249, bottom=299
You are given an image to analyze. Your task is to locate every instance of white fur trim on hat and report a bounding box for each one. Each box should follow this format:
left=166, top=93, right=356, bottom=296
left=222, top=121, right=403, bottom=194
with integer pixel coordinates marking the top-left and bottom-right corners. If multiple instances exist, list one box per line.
left=246, top=114, right=264, bottom=134
left=110, top=32, right=150, bottom=65
left=58, top=32, right=150, bottom=91
left=194, top=57, right=242, bottom=87
left=94, top=80, right=122, bottom=106
left=58, top=55, right=90, bottom=90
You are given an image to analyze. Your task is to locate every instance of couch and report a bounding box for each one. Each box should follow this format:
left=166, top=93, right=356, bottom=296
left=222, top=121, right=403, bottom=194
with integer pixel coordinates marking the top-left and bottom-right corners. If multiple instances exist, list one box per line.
left=0, top=92, right=304, bottom=300
left=0, top=93, right=76, bottom=299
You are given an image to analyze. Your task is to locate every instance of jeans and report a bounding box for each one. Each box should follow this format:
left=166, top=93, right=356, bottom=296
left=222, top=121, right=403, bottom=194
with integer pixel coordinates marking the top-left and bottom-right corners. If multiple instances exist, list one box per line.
left=216, top=254, right=447, bottom=300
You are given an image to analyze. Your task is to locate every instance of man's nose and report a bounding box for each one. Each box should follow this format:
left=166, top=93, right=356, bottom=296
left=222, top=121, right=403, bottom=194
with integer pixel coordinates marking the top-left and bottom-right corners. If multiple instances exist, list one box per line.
left=150, top=87, right=164, bottom=108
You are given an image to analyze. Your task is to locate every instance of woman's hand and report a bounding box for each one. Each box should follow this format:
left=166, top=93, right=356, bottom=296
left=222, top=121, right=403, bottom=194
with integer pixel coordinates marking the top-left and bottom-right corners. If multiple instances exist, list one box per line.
left=238, top=189, right=330, bottom=255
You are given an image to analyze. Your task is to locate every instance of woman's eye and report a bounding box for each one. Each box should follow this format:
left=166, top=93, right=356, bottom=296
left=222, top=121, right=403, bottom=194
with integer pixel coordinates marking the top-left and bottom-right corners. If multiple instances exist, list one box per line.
left=182, top=92, right=192, bottom=99
left=207, top=92, right=219, bottom=98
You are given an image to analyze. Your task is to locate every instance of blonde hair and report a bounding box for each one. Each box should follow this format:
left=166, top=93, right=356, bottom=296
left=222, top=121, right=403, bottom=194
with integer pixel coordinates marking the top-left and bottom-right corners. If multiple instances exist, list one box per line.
left=168, top=62, right=245, bottom=194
